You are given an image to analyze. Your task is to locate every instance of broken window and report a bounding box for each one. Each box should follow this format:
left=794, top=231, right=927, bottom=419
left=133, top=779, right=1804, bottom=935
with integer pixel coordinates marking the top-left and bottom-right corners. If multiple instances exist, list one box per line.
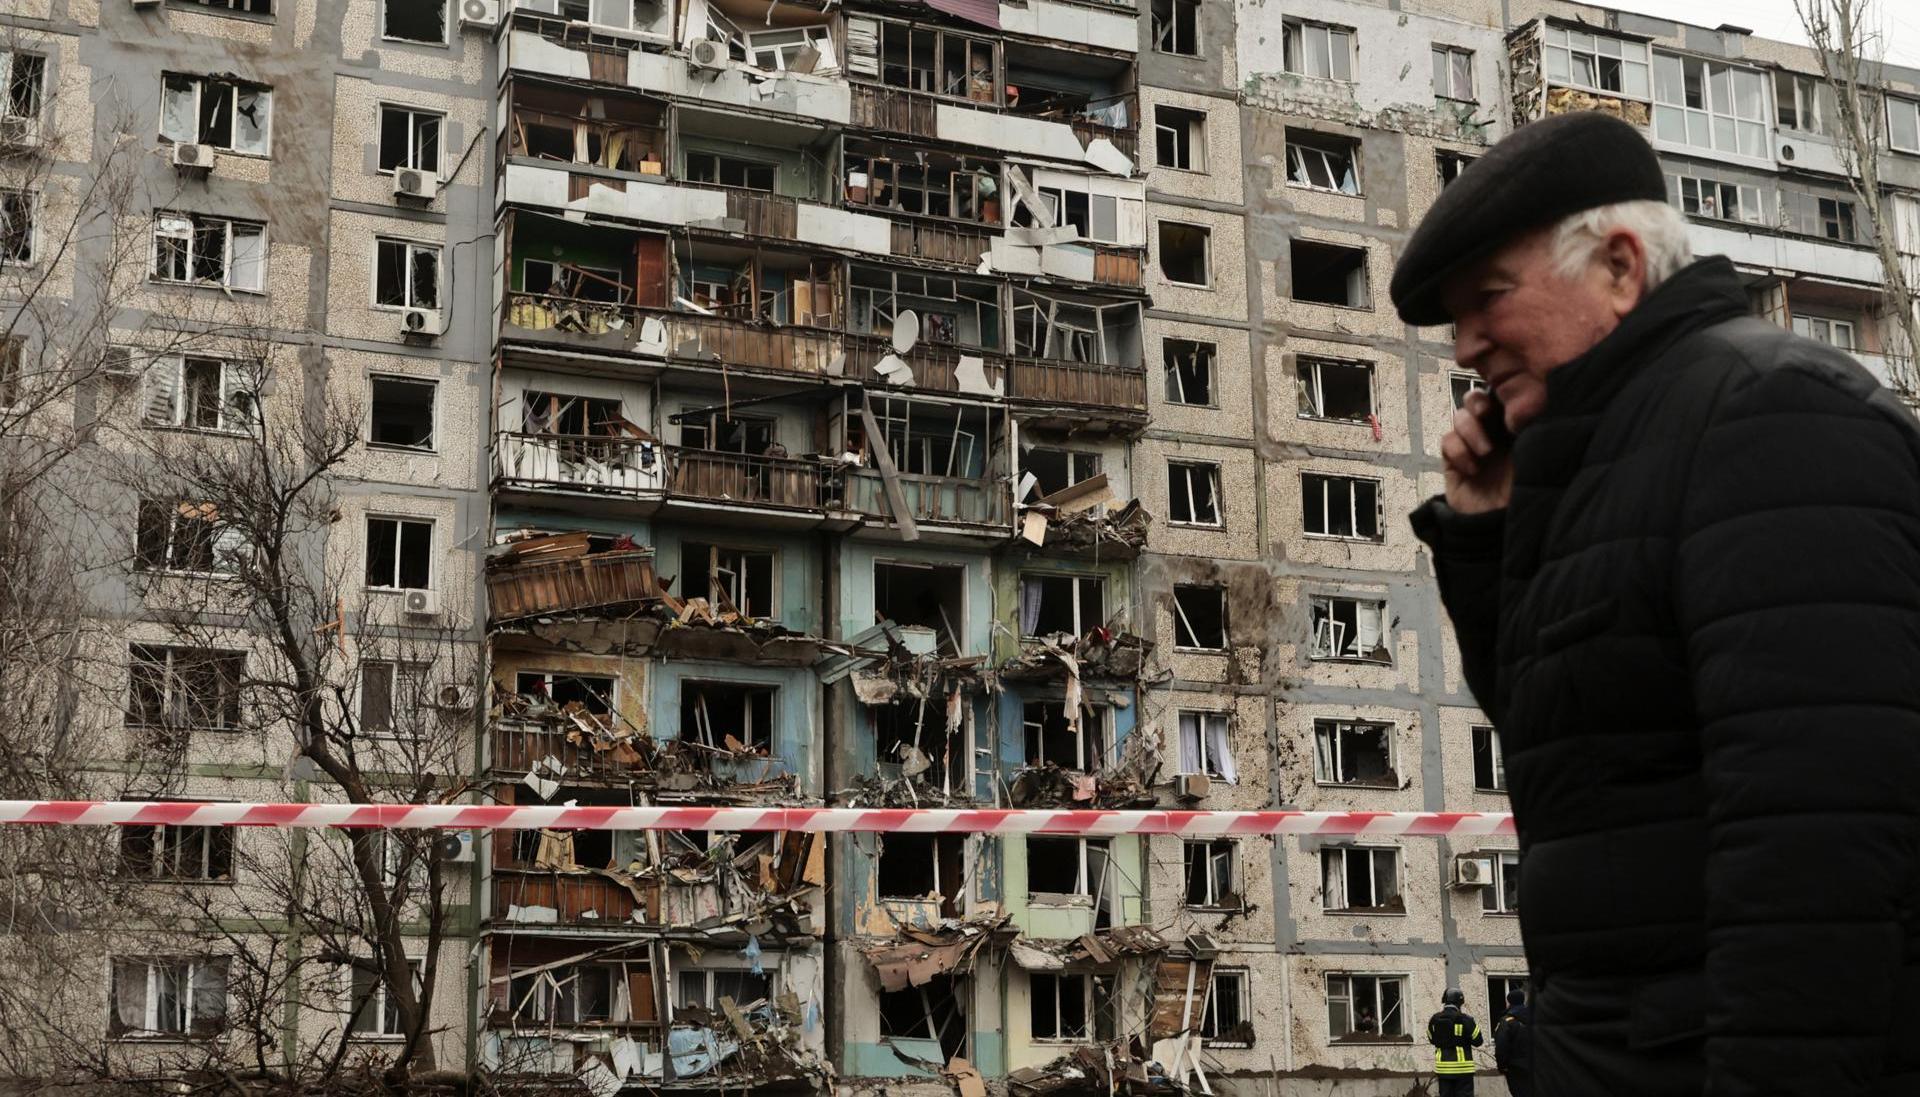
left=1028, top=182, right=1126, bottom=244
left=143, top=355, right=253, bottom=434
left=874, top=560, right=965, bottom=654
left=128, top=645, right=245, bottom=730
left=1327, top=973, right=1406, bottom=1041
left=875, top=699, right=966, bottom=793
left=1310, top=595, right=1390, bottom=662
left=1471, top=724, right=1506, bottom=792
left=375, top=237, right=440, bottom=309
left=1313, top=719, right=1395, bottom=787
left=1010, top=289, right=1138, bottom=365
left=1793, top=315, right=1856, bottom=350
left=1155, top=105, right=1206, bottom=171
left=0, top=52, right=45, bottom=124
left=1290, top=239, right=1370, bottom=308
left=1670, top=174, right=1764, bottom=225
left=676, top=968, right=772, bottom=1011
left=681, top=411, right=774, bottom=454
left=685, top=543, right=775, bottom=619
left=1023, top=701, right=1108, bottom=772
left=1322, top=846, right=1401, bottom=913
left=850, top=266, right=1001, bottom=348
left=685, top=151, right=776, bottom=192
left=869, top=18, right=999, bottom=102
left=507, top=83, right=667, bottom=173
left=1019, top=573, right=1104, bottom=638
left=859, top=395, right=994, bottom=478
left=1437, top=150, right=1476, bottom=187
left=524, top=260, right=629, bottom=306
left=1158, top=221, right=1211, bottom=286
left=109, top=957, right=229, bottom=1038
left=370, top=375, right=435, bottom=450
left=151, top=213, right=266, bottom=292
left=1285, top=129, right=1359, bottom=195
left=1449, top=372, right=1486, bottom=410
left=1776, top=71, right=1833, bottom=135
left=378, top=105, right=442, bottom=173
left=508, top=963, right=621, bottom=1024
left=1027, top=835, right=1110, bottom=904
left=680, top=681, right=774, bottom=753
left=1023, top=448, right=1100, bottom=502
left=1282, top=18, right=1353, bottom=81
left=0, top=190, right=32, bottom=265
left=1302, top=472, right=1381, bottom=540
left=1652, top=53, right=1769, bottom=158
left=522, top=390, right=625, bottom=438
left=744, top=25, right=831, bottom=71
left=1296, top=358, right=1373, bottom=422
left=364, top=516, right=432, bottom=590
left=876, top=833, right=964, bottom=916
left=0, top=337, right=18, bottom=409
left=1432, top=45, right=1474, bottom=101
left=514, top=671, right=614, bottom=714
left=1542, top=25, right=1651, bottom=97
left=846, top=142, right=1000, bottom=224
left=136, top=500, right=244, bottom=575
left=1201, top=968, right=1251, bottom=1045
left=1481, top=850, right=1521, bottom=914
left=1486, top=975, right=1528, bottom=1021
left=382, top=0, right=447, bottom=43
left=1822, top=196, right=1859, bottom=242
left=159, top=73, right=272, bottom=154
left=1177, top=711, right=1236, bottom=783
left=1183, top=839, right=1237, bottom=908
left=879, top=973, right=967, bottom=1064
left=1167, top=461, right=1221, bottom=526
left=1172, top=585, right=1226, bottom=650
left=359, top=659, right=427, bottom=738
left=350, top=959, right=424, bottom=1037
left=1150, top=0, right=1197, bottom=56
left=1163, top=339, right=1215, bottom=406
left=1030, top=972, right=1113, bottom=1042
left=119, top=822, right=233, bottom=881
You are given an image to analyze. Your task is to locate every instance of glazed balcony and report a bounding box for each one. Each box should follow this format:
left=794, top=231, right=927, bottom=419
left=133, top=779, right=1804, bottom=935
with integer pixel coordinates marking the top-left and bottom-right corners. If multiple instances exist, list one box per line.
left=494, top=433, right=829, bottom=519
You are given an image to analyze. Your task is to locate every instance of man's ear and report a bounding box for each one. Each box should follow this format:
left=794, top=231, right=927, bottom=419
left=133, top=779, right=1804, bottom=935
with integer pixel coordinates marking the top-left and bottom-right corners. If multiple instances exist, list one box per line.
left=1599, top=229, right=1649, bottom=318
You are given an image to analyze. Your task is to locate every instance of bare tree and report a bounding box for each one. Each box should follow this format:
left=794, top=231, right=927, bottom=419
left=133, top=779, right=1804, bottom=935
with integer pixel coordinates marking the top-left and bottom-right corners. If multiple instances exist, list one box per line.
left=1795, top=0, right=1920, bottom=395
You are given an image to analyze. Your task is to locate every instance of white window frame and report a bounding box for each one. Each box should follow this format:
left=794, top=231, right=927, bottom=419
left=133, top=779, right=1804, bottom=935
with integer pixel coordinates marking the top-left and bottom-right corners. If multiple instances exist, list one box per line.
left=746, top=26, right=831, bottom=71
left=349, top=957, right=425, bottom=1039
left=1285, top=132, right=1360, bottom=195
left=1309, top=595, right=1390, bottom=663
left=674, top=965, right=778, bottom=1012
left=508, top=963, right=626, bottom=1024
left=381, top=0, right=450, bottom=45
left=1200, top=968, right=1251, bottom=1046
left=681, top=679, right=775, bottom=752
left=1775, top=71, right=1829, bottom=136
left=1652, top=52, right=1770, bottom=160
left=364, top=514, right=434, bottom=591
left=144, top=355, right=258, bottom=434
left=1177, top=710, right=1235, bottom=783
left=516, top=669, right=618, bottom=713
left=1167, top=460, right=1222, bottom=527
left=1163, top=338, right=1216, bottom=407
left=1471, top=724, right=1506, bottom=793
left=1182, top=838, right=1238, bottom=909
left=1432, top=45, right=1474, bottom=102
left=127, top=644, right=245, bottom=731
left=1326, top=973, right=1407, bottom=1041
left=1670, top=174, right=1764, bottom=225
left=1889, top=96, right=1920, bottom=154
left=119, top=820, right=234, bottom=882
left=359, top=658, right=429, bottom=739
left=1026, top=835, right=1111, bottom=902
left=1793, top=314, right=1857, bottom=350
left=1302, top=472, right=1383, bottom=541
left=150, top=213, right=267, bottom=293
left=377, top=104, right=444, bottom=175
left=1020, top=572, right=1106, bottom=639
left=1023, top=700, right=1111, bottom=772
left=111, top=957, right=229, bottom=1039
left=159, top=73, right=273, bottom=155
left=689, top=542, right=778, bottom=619
left=1154, top=104, right=1207, bottom=173
left=1296, top=357, right=1375, bottom=421
left=1313, top=718, right=1397, bottom=787
left=1321, top=845, right=1401, bottom=913
left=1282, top=18, right=1353, bottom=82
left=0, top=188, right=35, bottom=266
left=1150, top=0, right=1198, bottom=57
left=135, top=498, right=245, bottom=577
left=1541, top=25, right=1651, bottom=99
left=1029, top=971, right=1107, bottom=1043
left=0, top=51, right=45, bottom=127
left=373, top=237, right=441, bottom=311
left=1449, top=371, right=1487, bottom=410
left=1481, top=850, right=1521, bottom=914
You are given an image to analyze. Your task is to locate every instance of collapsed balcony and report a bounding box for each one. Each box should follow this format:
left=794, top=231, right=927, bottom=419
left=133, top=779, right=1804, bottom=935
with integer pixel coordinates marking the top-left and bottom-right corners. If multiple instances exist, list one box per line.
left=1016, top=470, right=1151, bottom=558
left=486, top=531, right=658, bottom=623
left=493, top=432, right=831, bottom=517
left=832, top=392, right=1011, bottom=535
left=845, top=264, right=1008, bottom=398
left=1004, top=40, right=1138, bottom=164
left=1007, top=700, right=1158, bottom=809
left=860, top=908, right=1014, bottom=1070
left=504, top=79, right=668, bottom=176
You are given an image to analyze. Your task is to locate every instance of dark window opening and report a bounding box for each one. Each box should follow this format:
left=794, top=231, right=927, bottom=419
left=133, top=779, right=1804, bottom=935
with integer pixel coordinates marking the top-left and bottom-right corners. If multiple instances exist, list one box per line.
left=1150, top=0, right=1198, bottom=55
left=1183, top=839, right=1235, bottom=907
left=1024, top=448, right=1100, bottom=500
left=1286, top=129, right=1360, bottom=194
left=1323, top=846, right=1402, bottom=912
left=1155, top=105, right=1206, bottom=170
left=522, top=390, right=624, bottom=436
left=876, top=832, right=964, bottom=916
left=1158, top=221, right=1210, bottom=286
left=119, top=824, right=233, bottom=881
left=1023, top=701, right=1107, bottom=772
left=3, top=54, right=45, bottom=120
left=1290, top=239, right=1370, bottom=308
left=375, top=239, right=439, bottom=309
left=135, top=499, right=222, bottom=573
left=128, top=645, right=245, bottom=730
left=1168, top=461, right=1221, bottom=525
left=684, top=543, right=775, bottom=619
left=1163, top=339, right=1215, bottom=405
left=677, top=967, right=772, bottom=1011
left=1819, top=196, right=1857, bottom=241
left=1471, top=725, right=1505, bottom=791
left=378, top=106, right=441, bottom=173
left=383, top=0, right=447, bottom=43
left=360, top=659, right=427, bottom=737
left=680, top=681, right=774, bottom=752
left=1028, top=835, right=1083, bottom=895
left=681, top=412, right=774, bottom=454
left=515, top=671, right=615, bottom=715
left=1310, top=596, right=1390, bottom=662
left=1302, top=473, right=1381, bottom=540
left=874, top=560, right=965, bottom=654
left=686, top=152, right=776, bottom=192
left=1172, top=585, right=1227, bottom=650
left=1020, top=573, right=1104, bottom=638
left=874, top=698, right=965, bottom=792
left=1313, top=719, right=1395, bottom=786
left=370, top=375, right=435, bottom=449
left=1437, top=150, right=1476, bottom=187
left=1296, top=358, right=1374, bottom=421
left=878, top=974, right=967, bottom=1063
left=364, top=516, right=432, bottom=589
left=1201, top=970, right=1250, bottom=1044
left=1031, top=972, right=1113, bottom=1042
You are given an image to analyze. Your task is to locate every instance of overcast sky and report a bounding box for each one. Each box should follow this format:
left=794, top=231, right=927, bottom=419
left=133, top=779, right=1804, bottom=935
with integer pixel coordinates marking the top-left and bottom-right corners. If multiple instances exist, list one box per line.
left=1598, top=0, right=1920, bottom=67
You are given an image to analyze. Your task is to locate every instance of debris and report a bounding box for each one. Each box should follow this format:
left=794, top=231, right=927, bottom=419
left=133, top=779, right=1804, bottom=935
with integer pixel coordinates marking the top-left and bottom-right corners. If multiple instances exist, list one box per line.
left=946, top=1056, right=988, bottom=1097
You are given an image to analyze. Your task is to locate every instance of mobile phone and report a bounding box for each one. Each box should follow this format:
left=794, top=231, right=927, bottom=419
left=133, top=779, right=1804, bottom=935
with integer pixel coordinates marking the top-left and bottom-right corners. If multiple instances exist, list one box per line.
left=1478, top=392, right=1514, bottom=450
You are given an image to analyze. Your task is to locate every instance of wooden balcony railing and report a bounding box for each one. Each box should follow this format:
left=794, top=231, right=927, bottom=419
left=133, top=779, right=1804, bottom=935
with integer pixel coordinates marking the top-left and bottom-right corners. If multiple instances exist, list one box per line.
left=1071, top=117, right=1138, bottom=164
left=843, top=468, right=1010, bottom=528
left=1092, top=245, right=1144, bottom=289
left=667, top=448, right=825, bottom=511
left=491, top=720, right=648, bottom=780
left=503, top=294, right=843, bottom=374
left=678, top=180, right=802, bottom=239
left=1007, top=356, right=1148, bottom=413
left=492, top=868, right=655, bottom=924
left=844, top=335, right=1008, bottom=396
left=888, top=219, right=995, bottom=266
left=851, top=85, right=941, bottom=136
left=495, top=432, right=664, bottom=496
left=488, top=550, right=657, bottom=623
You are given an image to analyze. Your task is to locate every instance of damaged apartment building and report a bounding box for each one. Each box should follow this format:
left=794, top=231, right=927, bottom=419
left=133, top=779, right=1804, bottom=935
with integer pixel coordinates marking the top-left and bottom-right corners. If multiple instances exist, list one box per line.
left=18, top=0, right=1920, bottom=1094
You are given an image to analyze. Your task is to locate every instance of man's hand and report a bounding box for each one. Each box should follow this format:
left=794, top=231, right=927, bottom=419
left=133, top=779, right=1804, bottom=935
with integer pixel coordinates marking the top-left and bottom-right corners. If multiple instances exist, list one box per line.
left=1441, top=389, right=1514, bottom=514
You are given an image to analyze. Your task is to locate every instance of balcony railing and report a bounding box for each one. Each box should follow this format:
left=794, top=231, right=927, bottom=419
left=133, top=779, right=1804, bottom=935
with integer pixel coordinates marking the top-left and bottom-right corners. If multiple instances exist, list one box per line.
left=678, top=180, right=802, bottom=239
left=888, top=219, right=996, bottom=266
left=495, top=432, right=665, bottom=496
left=843, top=468, right=1010, bottom=528
left=851, top=85, right=941, bottom=137
left=493, top=867, right=654, bottom=925
left=492, top=720, right=648, bottom=780
left=668, top=448, right=826, bottom=511
left=1007, top=356, right=1147, bottom=413
left=844, top=335, right=1008, bottom=396
left=1092, top=245, right=1143, bottom=289
left=488, top=550, right=657, bottom=623
left=503, top=294, right=843, bottom=374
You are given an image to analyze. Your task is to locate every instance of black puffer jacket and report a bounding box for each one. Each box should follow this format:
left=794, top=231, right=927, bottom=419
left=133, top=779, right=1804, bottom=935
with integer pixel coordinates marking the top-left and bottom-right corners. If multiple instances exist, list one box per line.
left=1411, top=257, right=1920, bottom=1097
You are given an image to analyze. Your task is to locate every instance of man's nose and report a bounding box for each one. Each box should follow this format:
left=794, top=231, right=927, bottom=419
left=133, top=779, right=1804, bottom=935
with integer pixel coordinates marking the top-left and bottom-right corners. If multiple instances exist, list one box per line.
left=1452, top=314, right=1492, bottom=370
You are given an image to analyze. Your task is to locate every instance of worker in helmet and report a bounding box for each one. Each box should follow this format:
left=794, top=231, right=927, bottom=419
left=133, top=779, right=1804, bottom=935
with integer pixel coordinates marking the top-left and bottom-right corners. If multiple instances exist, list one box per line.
left=1428, top=987, right=1484, bottom=1096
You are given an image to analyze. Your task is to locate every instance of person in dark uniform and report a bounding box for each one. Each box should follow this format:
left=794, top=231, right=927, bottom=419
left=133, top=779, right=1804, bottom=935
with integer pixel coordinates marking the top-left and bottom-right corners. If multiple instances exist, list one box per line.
left=1494, top=988, right=1534, bottom=1097
left=1428, top=987, right=1483, bottom=1095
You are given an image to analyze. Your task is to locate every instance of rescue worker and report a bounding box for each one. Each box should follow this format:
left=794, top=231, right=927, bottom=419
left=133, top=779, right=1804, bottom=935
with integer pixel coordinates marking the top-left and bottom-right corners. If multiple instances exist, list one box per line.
left=1427, top=987, right=1482, bottom=1096
left=1493, top=988, right=1534, bottom=1097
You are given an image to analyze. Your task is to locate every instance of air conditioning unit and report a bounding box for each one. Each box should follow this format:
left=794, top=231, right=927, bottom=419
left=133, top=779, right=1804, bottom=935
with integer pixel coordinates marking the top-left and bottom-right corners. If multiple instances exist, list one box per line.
left=1175, top=772, right=1211, bottom=800
left=100, top=346, right=138, bottom=378
left=403, top=587, right=441, bottom=617
left=459, top=0, right=499, bottom=28
left=434, top=683, right=476, bottom=711
left=132, top=0, right=161, bottom=8
left=393, top=168, right=439, bottom=202
left=401, top=308, right=444, bottom=339
left=689, top=38, right=729, bottom=72
left=1452, top=855, right=1495, bottom=888
left=171, top=142, right=214, bottom=171
left=1183, top=932, right=1220, bottom=960
left=434, top=830, right=476, bottom=863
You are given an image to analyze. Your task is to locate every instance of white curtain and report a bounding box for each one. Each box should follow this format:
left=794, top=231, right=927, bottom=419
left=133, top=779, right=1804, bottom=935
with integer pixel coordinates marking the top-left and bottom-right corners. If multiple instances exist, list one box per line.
left=1205, top=714, right=1238, bottom=785
left=1177, top=712, right=1202, bottom=773
left=1019, top=577, right=1043, bottom=636
left=1322, top=851, right=1346, bottom=909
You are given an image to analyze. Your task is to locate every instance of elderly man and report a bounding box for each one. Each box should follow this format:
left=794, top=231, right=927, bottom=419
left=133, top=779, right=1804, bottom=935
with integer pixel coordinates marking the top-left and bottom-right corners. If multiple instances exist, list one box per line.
left=1395, top=110, right=1920, bottom=1096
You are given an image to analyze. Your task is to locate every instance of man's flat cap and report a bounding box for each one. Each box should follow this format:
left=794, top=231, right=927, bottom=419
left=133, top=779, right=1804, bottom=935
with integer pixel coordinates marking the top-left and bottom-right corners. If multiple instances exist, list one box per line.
left=1389, top=111, right=1667, bottom=325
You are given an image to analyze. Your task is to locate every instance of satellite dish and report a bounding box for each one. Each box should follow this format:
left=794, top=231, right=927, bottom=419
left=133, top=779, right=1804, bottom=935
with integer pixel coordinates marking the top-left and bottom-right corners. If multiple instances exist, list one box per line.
left=891, top=310, right=919, bottom=354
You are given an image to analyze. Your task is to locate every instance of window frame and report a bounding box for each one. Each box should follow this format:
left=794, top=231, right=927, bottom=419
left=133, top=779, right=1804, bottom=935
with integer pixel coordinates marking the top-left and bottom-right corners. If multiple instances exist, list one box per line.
left=348, top=957, right=425, bottom=1039
left=687, top=541, right=779, bottom=620
left=368, top=373, right=439, bottom=452
left=135, top=498, right=244, bottom=577
left=1026, top=835, right=1111, bottom=903
left=1019, top=571, right=1107, bottom=639
left=1296, top=357, right=1375, bottom=422
left=1541, top=24, right=1651, bottom=99
left=1792, top=314, right=1857, bottom=350
left=381, top=0, right=451, bottom=46
left=1432, top=45, right=1475, bottom=102
left=1888, top=97, right=1920, bottom=154
left=377, top=103, right=445, bottom=175
left=1284, top=129, right=1361, bottom=195
left=1182, top=838, right=1239, bottom=910
left=144, top=355, right=258, bottom=435
left=680, top=679, right=777, bottom=753
left=159, top=72, right=273, bottom=156
left=1200, top=968, right=1252, bottom=1046
left=1301, top=471, right=1383, bottom=542
left=363, top=514, right=435, bottom=592
left=1029, top=970, right=1110, bottom=1043
left=1321, top=845, right=1402, bottom=914
left=1162, top=337, right=1216, bottom=407
left=372, top=236, right=442, bottom=312
left=1449, top=371, right=1487, bottom=410
left=1021, top=699, right=1111, bottom=773
left=674, top=965, right=777, bottom=1013
left=0, top=51, right=46, bottom=127
left=1326, top=972, right=1409, bottom=1043
left=1470, top=724, right=1506, bottom=793
left=1171, top=584, right=1228, bottom=651
left=1153, top=104, right=1207, bottom=173
left=1312, top=718, right=1397, bottom=788
left=1176, top=709, right=1234, bottom=782
left=1309, top=594, right=1391, bottom=664
left=1775, top=71, right=1830, bottom=136
left=127, top=644, right=246, bottom=732
left=1481, top=850, right=1521, bottom=915
left=358, top=658, right=431, bottom=739
left=118, top=821, right=235, bottom=883
left=1281, top=18, right=1354, bottom=82
left=1167, top=460, right=1222, bottom=527
left=150, top=213, right=267, bottom=293
left=109, top=956, right=230, bottom=1040
left=1156, top=219, right=1211, bottom=286
left=1652, top=51, right=1771, bottom=160
left=0, top=188, right=35, bottom=266
left=1150, top=0, right=1198, bottom=57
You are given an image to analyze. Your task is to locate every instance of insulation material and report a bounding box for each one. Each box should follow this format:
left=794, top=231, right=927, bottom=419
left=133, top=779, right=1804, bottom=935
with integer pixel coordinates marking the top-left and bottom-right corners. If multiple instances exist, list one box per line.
left=1081, top=137, right=1134, bottom=177
left=954, top=355, right=1003, bottom=396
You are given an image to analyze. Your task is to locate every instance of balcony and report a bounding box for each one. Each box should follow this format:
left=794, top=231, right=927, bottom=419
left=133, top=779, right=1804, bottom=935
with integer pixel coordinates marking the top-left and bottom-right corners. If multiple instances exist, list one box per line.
left=851, top=84, right=942, bottom=138
left=680, top=182, right=800, bottom=239
left=1007, top=356, right=1147, bottom=416
left=843, top=468, right=1010, bottom=532
left=488, top=545, right=658, bottom=623
left=502, top=295, right=844, bottom=376
left=668, top=448, right=825, bottom=511
left=492, top=867, right=655, bottom=926
left=492, top=719, right=650, bottom=782
left=844, top=335, right=1008, bottom=398
left=496, top=432, right=831, bottom=518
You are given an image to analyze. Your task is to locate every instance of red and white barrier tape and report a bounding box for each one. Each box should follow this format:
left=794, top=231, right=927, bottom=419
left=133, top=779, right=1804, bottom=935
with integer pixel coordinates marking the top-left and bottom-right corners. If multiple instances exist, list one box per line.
left=0, top=802, right=1515, bottom=837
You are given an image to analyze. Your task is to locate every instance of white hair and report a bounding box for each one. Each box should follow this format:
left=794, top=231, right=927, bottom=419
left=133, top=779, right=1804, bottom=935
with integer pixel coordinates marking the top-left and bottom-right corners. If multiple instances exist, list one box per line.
left=1547, top=200, right=1693, bottom=292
